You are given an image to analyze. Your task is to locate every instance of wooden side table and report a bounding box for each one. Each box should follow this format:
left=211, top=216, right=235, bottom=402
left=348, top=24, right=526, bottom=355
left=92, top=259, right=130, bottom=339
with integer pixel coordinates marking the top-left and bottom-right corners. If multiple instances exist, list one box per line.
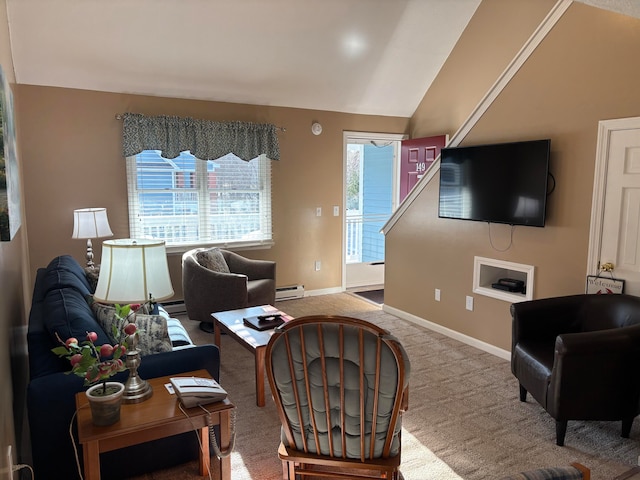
left=212, top=305, right=293, bottom=407
left=75, top=369, right=234, bottom=480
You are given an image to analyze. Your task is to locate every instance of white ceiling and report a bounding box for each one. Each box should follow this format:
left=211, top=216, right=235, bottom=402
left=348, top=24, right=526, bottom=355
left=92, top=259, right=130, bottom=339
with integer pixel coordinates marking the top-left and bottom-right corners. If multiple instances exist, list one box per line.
left=5, top=0, right=640, bottom=118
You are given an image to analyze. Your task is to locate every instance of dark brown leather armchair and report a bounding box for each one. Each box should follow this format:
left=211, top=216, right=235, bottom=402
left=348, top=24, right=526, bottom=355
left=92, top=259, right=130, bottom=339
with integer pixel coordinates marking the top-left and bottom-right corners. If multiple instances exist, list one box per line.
left=182, top=247, right=276, bottom=332
left=511, top=293, right=640, bottom=446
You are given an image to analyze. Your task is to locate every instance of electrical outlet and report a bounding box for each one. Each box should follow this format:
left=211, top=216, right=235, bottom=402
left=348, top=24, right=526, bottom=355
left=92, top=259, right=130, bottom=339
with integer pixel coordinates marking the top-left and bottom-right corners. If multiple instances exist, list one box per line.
left=315, top=260, right=321, bottom=271
left=435, top=289, right=441, bottom=301
left=6, top=445, right=12, bottom=480
left=466, top=295, right=474, bottom=311
left=333, top=206, right=340, bottom=216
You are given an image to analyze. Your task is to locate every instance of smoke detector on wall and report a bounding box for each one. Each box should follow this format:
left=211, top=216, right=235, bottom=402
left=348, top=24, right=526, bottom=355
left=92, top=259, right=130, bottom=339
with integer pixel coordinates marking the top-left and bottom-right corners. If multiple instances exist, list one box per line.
left=311, top=122, right=323, bottom=135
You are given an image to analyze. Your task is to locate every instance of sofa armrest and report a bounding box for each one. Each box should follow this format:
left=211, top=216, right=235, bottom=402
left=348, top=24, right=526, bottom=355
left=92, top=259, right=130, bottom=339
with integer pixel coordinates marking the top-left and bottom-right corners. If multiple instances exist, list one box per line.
left=547, top=327, right=640, bottom=418
left=223, top=250, right=276, bottom=281
left=137, top=344, right=220, bottom=381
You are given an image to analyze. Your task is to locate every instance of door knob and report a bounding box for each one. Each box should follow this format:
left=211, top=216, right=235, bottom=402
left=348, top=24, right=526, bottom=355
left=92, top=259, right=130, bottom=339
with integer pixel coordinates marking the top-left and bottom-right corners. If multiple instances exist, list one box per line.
left=600, top=262, right=615, bottom=272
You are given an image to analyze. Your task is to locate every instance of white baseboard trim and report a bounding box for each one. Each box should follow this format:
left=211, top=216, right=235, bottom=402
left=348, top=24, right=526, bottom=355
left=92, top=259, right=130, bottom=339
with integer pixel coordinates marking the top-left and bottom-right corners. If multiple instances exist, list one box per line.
left=305, top=286, right=343, bottom=297
left=383, top=304, right=510, bottom=361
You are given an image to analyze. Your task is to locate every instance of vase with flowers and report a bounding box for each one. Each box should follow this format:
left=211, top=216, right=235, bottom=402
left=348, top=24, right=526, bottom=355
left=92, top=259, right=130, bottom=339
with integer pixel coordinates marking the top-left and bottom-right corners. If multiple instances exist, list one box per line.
left=52, top=303, right=139, bottom=426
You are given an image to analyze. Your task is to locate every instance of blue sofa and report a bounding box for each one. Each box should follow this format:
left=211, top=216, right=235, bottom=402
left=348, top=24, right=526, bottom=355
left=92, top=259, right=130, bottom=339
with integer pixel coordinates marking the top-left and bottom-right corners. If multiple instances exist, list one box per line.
left=26, top=255, right=220, bottom=479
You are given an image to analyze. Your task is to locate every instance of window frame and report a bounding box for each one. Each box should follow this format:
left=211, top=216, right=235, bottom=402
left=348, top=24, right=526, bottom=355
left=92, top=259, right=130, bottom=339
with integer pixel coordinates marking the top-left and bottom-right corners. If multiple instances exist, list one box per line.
left=125, top=151, right=274, bottom=254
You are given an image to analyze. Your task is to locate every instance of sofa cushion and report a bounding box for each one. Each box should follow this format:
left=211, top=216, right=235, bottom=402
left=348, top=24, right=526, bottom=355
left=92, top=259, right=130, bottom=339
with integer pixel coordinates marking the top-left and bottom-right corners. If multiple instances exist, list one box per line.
left=40, top=267, right=92, bottom=298
left=46, top=255, right=92, bottom=292
left=196, top=248, right=230, bottom=273
left=166, top=318, right=193, bottom=348
left=92, top=302, right=173, bottom=356
left=133, top=314, right=174, bottom=356
left=44, top=287, right=110, bottom=347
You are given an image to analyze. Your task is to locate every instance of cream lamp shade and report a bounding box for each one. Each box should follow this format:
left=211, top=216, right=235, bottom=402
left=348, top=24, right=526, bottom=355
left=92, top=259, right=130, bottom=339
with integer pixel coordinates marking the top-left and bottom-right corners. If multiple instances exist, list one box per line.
left=72, top=208, right=113, bottom=269
left=93, top=238, right=174, bottom=304
left=72, top=208, right=113, bottom=239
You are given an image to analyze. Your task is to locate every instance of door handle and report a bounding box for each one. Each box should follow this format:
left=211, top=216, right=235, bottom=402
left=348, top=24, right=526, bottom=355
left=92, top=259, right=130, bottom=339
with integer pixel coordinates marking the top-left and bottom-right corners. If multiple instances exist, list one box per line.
left=599, top=262, right=615, bottom=272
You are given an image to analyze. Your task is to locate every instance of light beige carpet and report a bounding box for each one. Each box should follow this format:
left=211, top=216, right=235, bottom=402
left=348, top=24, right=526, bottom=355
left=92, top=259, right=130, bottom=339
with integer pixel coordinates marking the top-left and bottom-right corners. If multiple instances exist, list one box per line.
left=131, top=293, right=639, bottom=479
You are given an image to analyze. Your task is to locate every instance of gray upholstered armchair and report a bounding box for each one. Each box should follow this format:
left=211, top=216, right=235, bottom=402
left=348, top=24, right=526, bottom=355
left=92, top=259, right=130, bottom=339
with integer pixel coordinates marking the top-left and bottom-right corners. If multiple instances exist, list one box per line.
left=182, top=247, right=276, bottom=332
left=266, top=315, right=410, bottom=480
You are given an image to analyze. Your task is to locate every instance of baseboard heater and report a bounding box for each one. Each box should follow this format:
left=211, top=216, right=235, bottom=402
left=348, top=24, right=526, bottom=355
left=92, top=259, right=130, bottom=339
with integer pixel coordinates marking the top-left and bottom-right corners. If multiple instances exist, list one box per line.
left=276, top=284, right=305, bottom=301
left=162, top=301, right=187, bottom=315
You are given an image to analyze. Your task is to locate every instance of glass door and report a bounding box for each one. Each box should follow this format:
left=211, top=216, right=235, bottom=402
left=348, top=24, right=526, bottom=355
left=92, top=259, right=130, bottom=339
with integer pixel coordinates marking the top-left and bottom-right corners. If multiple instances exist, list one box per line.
left=343, top=132, right=404, bottom=289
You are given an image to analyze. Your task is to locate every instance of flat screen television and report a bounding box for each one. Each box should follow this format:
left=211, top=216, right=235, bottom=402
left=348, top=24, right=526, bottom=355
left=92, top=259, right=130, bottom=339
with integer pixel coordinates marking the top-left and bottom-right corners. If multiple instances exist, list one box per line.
left=438, top=139, right=551, bottom=227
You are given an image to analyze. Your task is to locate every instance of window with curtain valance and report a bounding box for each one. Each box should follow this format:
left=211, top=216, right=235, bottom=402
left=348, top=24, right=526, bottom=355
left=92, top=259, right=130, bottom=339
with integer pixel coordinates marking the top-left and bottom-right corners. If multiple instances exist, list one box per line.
left=121, top=112, right=280, bottom=161
left=122, top=113, right=279, bottom=250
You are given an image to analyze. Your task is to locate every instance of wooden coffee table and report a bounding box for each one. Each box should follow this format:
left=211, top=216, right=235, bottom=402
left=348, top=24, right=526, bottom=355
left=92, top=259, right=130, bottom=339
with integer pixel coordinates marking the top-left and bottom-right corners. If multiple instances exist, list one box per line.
left=212, top=305, right=293, bottom=407
left=75, top=369, right=234, bottom=480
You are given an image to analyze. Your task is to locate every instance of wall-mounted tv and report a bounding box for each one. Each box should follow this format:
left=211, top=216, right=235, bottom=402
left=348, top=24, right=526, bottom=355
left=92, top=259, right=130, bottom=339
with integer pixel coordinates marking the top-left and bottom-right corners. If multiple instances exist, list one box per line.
left=438, top=139, right=551, bottom=227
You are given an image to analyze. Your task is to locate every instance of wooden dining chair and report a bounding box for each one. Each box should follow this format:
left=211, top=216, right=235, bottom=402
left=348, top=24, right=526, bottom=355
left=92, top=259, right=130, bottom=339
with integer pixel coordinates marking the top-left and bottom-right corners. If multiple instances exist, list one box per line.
left=265, top=315, right=410, bottom=480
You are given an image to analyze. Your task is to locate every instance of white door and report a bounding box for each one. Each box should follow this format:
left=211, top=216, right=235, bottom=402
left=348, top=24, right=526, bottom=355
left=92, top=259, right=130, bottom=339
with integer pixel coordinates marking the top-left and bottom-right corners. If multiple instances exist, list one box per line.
left=588, top=117, right=640, bottom=295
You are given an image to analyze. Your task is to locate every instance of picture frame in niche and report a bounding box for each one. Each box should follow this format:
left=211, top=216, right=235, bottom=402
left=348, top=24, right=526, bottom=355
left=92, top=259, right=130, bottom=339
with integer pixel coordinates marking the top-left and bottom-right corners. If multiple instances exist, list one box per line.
left=0, top=63, right=21, bottom=241
left=585, top=275, right=624, bottom=294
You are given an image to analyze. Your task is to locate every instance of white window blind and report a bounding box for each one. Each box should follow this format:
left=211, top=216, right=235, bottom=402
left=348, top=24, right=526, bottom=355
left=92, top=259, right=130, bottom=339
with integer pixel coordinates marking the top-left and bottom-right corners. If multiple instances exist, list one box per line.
left=126, top=150, right=272, bottom=248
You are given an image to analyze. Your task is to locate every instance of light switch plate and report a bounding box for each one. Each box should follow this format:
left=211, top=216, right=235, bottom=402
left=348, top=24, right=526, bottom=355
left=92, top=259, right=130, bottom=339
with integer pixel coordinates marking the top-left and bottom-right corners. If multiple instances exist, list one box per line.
left=465, top=296, right=474, bottom=311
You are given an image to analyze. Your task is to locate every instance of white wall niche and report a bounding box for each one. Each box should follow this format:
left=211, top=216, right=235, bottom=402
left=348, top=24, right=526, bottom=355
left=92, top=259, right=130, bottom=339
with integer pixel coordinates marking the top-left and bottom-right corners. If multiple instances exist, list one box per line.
left=473, top=256, right=534, bottom=303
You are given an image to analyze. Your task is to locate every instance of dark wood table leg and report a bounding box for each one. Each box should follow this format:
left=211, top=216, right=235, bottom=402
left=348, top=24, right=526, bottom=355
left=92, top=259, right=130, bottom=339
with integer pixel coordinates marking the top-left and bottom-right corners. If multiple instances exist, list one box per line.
left=83, top=440, right=101, bottom=480
left=214, top=319, right=221, bottom=349
left=198, top=425, right=210, bottom=476
left=255, top=346, right=266, bottom=407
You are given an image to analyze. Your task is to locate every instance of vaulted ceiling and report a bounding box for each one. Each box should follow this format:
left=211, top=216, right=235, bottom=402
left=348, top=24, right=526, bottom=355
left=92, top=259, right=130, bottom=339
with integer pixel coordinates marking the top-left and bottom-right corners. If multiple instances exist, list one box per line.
left=5, top=0, right=639, bottom=118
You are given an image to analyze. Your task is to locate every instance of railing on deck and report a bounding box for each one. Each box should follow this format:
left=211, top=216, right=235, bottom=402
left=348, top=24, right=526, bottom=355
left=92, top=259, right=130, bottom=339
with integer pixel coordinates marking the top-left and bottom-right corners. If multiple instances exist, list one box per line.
left=346, top=211, right=363, bottom=263
left=137, top=214, right=262, bottom=244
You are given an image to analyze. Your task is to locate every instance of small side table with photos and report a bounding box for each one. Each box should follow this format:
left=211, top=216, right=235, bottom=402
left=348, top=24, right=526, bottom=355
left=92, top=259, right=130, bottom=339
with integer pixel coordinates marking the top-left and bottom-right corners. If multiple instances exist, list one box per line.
left=75, top=369, right=234, bottom=480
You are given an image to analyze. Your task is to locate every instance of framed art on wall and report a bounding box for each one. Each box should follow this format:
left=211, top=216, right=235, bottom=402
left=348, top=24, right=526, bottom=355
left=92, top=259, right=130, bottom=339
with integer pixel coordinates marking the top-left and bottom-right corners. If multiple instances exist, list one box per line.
left=0, top=63, right=21, bottom=241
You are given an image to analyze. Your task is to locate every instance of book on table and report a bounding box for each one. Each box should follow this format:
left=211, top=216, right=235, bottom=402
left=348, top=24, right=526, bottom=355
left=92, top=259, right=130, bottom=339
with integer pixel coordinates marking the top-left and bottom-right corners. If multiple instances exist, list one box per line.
left=243, top=313, right=285, bottom=331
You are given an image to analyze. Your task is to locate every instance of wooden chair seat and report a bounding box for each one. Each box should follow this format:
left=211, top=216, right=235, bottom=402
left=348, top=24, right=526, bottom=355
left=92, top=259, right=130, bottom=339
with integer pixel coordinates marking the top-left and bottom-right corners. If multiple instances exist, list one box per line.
left=278, top=442, right=401, bottom=479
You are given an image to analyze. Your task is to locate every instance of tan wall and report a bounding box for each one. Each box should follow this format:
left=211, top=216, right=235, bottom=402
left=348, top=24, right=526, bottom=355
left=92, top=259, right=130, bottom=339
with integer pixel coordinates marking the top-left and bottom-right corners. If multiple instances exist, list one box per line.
left=410, top=0, right=556, bottom=137
left=0, top=0, right=31, bottom=468
left=386, top=2, right=640, bottom=351
left=16, top=86, right=409, bottom=300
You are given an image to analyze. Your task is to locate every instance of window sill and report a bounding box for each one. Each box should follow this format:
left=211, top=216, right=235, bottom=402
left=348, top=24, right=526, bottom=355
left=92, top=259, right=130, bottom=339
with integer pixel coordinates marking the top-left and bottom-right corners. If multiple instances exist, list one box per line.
left=165, top=240, right=275, bottom=256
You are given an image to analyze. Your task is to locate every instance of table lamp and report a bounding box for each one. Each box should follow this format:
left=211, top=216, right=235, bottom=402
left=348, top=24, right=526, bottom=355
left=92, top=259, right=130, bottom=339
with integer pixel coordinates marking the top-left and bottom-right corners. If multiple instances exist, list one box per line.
left=72, top=208, right=113, bottom=269
left=94, top=238, right=174, bottom=403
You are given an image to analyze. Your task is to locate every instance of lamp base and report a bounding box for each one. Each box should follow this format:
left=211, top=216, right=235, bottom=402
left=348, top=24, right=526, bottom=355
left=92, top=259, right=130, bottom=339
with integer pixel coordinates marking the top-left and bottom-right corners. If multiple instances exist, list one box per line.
left=122, top=375, right=153, bottom=404
left=122, top=348, right=153, bottom=403
left=85, top=238, right=95, bottom=269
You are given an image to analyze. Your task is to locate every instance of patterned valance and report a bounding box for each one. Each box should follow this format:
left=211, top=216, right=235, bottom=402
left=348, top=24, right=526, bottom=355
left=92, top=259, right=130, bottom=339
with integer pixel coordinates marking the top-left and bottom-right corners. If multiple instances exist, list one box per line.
left=121, top=112, right=280, bottom=161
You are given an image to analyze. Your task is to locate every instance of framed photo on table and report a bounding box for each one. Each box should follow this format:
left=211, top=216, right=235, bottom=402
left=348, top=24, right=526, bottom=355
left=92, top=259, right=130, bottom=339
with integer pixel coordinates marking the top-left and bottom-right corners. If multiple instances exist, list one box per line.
left=586, top=275, right=624, bottom=294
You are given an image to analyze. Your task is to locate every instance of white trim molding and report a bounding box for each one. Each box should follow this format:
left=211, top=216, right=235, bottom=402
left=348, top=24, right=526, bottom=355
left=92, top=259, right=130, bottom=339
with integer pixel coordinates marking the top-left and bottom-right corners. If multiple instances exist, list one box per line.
left=382, top=0, right=572, bottom=235
left=383, top=304, right=511, bottom=361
